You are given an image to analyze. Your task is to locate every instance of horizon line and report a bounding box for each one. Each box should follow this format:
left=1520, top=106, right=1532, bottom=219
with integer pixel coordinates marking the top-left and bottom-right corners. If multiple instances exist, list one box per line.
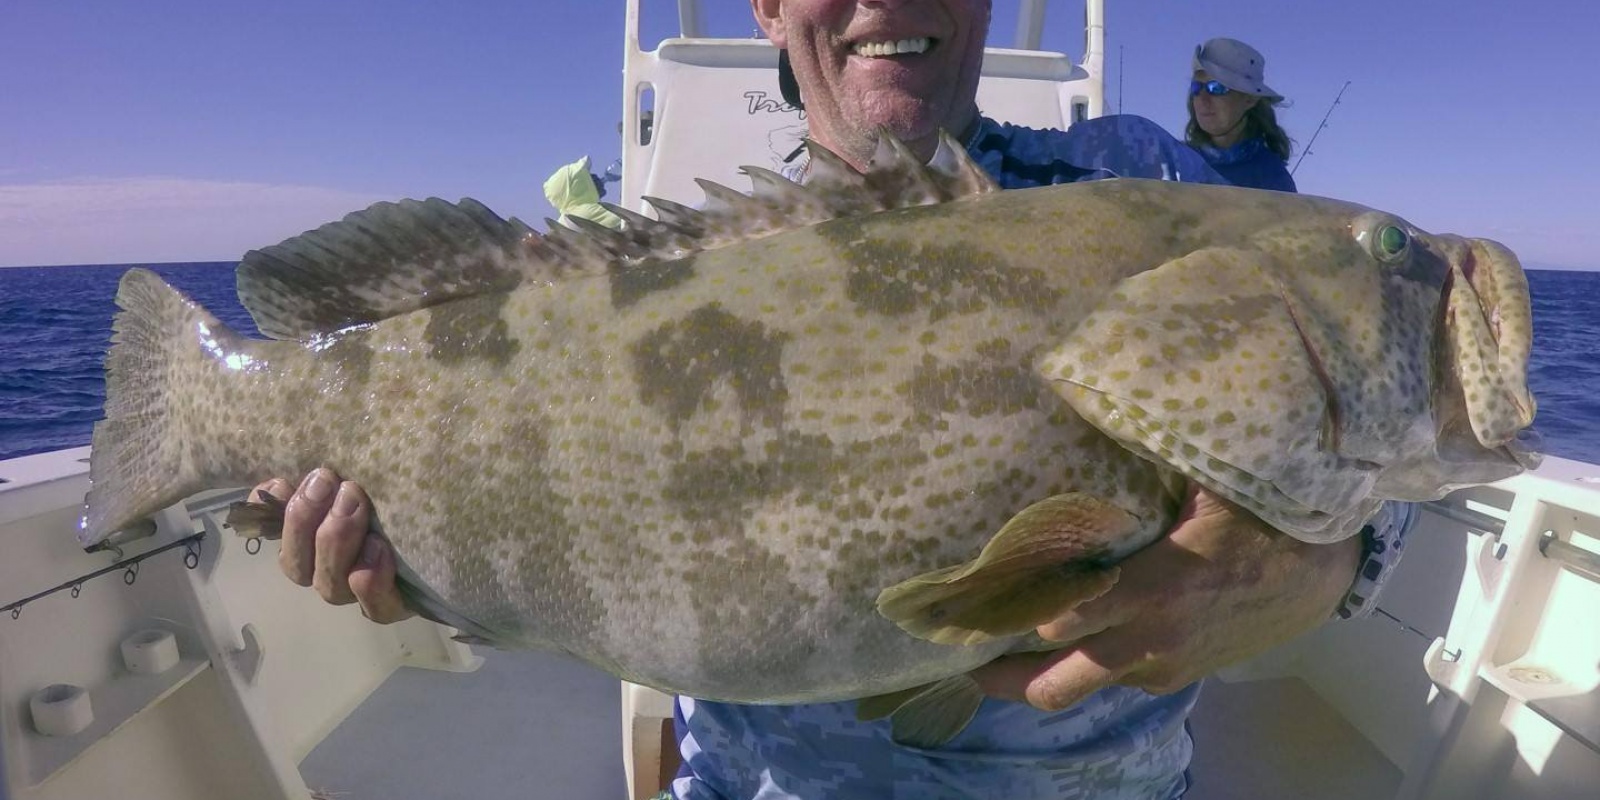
left=5, top=259, right=1598, bottom=272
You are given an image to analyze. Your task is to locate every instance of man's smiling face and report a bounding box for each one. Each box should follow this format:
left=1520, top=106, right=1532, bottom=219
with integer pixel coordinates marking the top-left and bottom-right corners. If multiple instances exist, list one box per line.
left=752, top=0, right=991, bottom=167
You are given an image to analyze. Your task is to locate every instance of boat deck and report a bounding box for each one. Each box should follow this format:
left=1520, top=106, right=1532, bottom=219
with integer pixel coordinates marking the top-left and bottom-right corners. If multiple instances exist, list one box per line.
left=291, top=647, right=1403, bottom=799
left=300, top=652, right=626, bottom=799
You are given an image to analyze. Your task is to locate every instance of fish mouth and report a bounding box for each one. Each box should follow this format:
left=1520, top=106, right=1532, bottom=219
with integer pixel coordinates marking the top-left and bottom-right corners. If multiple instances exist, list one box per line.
left=1430, top=236, right=1540, bottom=471
left=1451, top=238, right=1536, bottom=441
left=851, top=36, right=936, bottom=58
left=1360, top=235, right=1539, bottom=501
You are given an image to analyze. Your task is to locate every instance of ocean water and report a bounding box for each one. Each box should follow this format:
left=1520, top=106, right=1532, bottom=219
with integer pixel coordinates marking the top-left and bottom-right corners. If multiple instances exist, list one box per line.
left=1, top=263, right=1597, bottom=465
left=0, top=263, right=261, bottom=460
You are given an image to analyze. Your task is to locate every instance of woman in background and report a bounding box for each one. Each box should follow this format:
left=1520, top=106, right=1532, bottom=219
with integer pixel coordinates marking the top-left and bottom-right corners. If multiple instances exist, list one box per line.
left=1186, top=37, right=1297, bottom=192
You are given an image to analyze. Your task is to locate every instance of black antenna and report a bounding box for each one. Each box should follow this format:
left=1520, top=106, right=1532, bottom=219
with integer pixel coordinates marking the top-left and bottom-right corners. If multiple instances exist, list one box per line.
left=1291, top=80, right=1351, bottom=175
left=1117, top=45, right=1125, bottom=113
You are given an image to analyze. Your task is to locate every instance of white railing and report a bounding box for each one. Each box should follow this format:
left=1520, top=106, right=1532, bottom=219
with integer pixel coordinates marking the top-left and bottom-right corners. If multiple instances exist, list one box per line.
left=619, top=0, right=1106, bottom=217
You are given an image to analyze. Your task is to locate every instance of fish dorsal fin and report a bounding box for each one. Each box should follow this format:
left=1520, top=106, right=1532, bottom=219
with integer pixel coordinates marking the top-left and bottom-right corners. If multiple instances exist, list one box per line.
left=236, top=197, right=552, bottom=339
left=612, top=128, right=998, bottom=257
left=237, top=130, right=995, bottom=339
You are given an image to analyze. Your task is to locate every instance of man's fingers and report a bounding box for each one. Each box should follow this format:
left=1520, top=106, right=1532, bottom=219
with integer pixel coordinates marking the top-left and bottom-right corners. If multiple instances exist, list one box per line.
left=1022, top=646, right=1126, bottom=711
left=278, top=470, right=338, bottom=586
left=970, top=643, right=1129, bottom=712
left=970, top=651, right=1062, bottom=703
left=1036, top=600, right=1130, bottom=644
left=265, top=469, right=407, bottom=620
left=310, top=481, right=369, bottom=605
left=1036, top=568, right=1147, bottom=644
left=349, top=537, right=415, bottom=625
left=252, top=477, right=292, bottom=506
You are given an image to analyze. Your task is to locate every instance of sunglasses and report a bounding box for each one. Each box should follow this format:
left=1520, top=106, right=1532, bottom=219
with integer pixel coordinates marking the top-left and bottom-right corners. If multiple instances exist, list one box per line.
left=1189, top=79, right=1231, bottom=97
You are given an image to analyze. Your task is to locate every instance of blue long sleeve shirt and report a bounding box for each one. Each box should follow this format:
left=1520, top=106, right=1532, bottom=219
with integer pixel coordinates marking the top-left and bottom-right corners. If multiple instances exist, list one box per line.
left=1192, top=137, right=1297, bottom=193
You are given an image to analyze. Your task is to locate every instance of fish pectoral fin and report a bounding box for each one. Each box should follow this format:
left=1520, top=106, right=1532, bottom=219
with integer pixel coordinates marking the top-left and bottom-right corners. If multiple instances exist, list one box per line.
left=856, top=684, right=930, bottom=721
left=224, top=490, right=287, bottom=541
left=885, top=675, right=987, bottom=749
left=876, top=493, right=1130, bottom=646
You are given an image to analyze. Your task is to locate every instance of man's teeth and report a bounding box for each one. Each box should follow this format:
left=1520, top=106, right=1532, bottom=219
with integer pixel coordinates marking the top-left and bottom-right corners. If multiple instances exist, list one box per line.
left=854, top=38, right=930, bottom=57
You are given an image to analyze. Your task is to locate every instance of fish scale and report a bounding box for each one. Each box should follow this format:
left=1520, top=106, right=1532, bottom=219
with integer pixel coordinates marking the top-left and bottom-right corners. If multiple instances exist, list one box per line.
left=80, top=132, right=1539, bottom=746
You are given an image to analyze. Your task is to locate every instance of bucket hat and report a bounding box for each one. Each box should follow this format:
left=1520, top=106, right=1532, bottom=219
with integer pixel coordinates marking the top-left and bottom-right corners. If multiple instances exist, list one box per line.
left=1193, top=38, right=1283, bottom=102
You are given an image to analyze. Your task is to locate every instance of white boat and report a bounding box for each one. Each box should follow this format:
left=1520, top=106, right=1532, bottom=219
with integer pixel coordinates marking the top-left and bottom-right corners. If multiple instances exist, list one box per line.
left=2, top=2, right=1596, bottom=798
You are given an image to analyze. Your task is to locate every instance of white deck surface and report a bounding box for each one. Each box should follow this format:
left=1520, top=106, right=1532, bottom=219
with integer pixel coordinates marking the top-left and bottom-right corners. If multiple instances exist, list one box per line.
left=294, top=652, right=1405, bottom=800
left=299, top=651, right=626, bottom=800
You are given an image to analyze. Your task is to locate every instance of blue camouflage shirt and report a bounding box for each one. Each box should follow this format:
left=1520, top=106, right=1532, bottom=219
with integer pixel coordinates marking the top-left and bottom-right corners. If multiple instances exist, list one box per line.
left=967, top=115, right=1229, bottom=187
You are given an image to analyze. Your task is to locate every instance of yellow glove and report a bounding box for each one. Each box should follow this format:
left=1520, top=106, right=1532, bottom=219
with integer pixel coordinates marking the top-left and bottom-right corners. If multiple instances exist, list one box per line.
left=543, top=156, right=623, bottom=230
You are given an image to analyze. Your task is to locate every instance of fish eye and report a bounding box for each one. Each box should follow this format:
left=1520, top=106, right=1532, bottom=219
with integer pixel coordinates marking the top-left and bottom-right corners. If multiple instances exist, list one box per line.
left=1352, top=214, right=1413, bottom=264
left=1376, top=225, right=1410, bottom=261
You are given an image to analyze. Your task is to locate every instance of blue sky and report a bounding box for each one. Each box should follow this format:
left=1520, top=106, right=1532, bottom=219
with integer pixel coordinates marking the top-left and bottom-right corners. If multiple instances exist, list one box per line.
left=3, top=0, right=1595, bottom=268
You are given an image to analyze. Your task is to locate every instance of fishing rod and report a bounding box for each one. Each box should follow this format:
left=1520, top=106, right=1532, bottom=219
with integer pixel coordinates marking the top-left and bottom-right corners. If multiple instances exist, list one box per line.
left=1117, top=45, right=1124, bottom=113
left=1291, top=80, right=1351, bottom=175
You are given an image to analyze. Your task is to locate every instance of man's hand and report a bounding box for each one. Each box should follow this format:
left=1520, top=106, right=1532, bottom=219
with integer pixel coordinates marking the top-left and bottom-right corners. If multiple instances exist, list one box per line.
left=971, top=486, right=1361, bottom=711
left=254, top=468, right=414, bottom=624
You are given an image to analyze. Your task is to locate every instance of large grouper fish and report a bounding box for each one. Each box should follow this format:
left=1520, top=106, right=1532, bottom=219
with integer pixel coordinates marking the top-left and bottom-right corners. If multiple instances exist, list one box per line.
left=80, top=132, right=1539, bottom=746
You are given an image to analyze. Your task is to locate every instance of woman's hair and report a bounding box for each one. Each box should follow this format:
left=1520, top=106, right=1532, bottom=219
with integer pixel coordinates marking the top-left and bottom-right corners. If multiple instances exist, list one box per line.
left=1185, top=98, right=1294, bottom=162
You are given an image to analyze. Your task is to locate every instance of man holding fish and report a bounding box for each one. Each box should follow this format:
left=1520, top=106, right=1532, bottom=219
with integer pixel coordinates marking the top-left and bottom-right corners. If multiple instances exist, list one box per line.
left=249, top=2, right=1439, bottom=797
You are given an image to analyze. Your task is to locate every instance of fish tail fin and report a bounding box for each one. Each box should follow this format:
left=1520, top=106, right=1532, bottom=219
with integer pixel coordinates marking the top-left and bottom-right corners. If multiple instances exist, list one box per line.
left=81, top=268, right=234, bottom=548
